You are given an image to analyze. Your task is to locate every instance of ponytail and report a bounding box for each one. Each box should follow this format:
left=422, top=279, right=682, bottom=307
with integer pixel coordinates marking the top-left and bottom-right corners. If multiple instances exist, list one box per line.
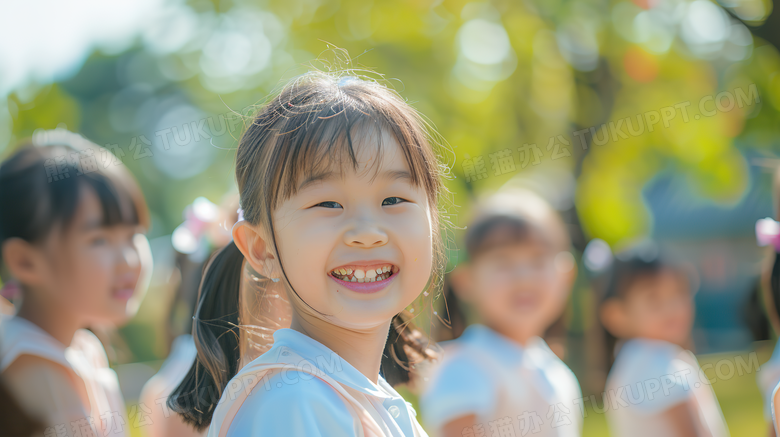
left=770, top=252, right=780, bottom=325
left=381, top=311, right=441, bottom=388
left=431, top=278, right=467, bottom=343
left=168, top=241, right=244, bottom=431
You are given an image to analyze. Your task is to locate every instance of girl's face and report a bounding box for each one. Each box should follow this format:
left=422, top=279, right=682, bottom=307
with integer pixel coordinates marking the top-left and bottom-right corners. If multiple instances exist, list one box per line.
left=619, top=269, right=694, bottom=346
left=271, top=129, right=434, bottom=328
left=464, top=239, right=574, bottom=339
left=40, top=184, right=146, bottom=325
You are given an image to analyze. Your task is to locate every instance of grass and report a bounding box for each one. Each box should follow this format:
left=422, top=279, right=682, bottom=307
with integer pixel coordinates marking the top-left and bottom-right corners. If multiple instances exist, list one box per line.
left=580, top=350, right=767, bottom=437
left=125, top=350, right=769, bottom=436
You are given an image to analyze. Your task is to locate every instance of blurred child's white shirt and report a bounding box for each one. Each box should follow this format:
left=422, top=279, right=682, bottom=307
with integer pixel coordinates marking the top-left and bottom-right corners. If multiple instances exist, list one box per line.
left=140, top=334, right=206, bottom=437
left=0, top=314, right=129, bottom=436
left=771, top=381, right=780, bottom=437
left=420, top=324, right=582, bottom=437
left=759, top=344, right=780, bottom=421
left=605, top=338, right=729, bottom=437
left=207, top=328, right=428, bottom=437
left=144, top=334, right=197, bottom=397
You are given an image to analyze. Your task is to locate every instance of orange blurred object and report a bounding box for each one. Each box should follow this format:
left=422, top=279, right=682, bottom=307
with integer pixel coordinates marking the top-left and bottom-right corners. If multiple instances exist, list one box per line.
left=632, top=0, right=659, bottom=9
left=623, top=46, right=659, bottom=83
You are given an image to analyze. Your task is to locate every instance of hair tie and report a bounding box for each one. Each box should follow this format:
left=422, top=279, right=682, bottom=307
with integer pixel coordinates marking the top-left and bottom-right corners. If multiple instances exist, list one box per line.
left=756, top=217, right=780, bottom=252
left=237, top=207, right=245, bottom=222
left=337, top=76, right=359, bottom=87
left=0, top=280, right=20, bottom=300
left=172, top=197, right=221, bottom=255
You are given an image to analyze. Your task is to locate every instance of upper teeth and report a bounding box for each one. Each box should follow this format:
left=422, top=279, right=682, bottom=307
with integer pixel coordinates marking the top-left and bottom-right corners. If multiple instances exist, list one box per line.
left=331, top=265, right=394, bottom=282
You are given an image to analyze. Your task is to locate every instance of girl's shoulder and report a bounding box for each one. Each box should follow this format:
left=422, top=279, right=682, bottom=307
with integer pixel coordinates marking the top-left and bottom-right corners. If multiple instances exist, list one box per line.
left=429, top=337, right=494, bottom=378
left=68, top=328, right=111, bottom=369
left=0, top=315, right=71, bottom=372
left=211, top=343, right=360, bottom=437
left=226, top=367, right=358, bottom=435
left=608, top=338, right=691, bottom=387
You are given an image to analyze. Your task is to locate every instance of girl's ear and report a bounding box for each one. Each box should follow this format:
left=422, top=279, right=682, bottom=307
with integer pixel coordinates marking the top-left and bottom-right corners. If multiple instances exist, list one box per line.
left=600, top=298, right=628, bottom=338
left=449, top=264, right=473, bottom=303
left=232, top=222, right=279, bottom=280
left=1, top=238, right=45, bottom=288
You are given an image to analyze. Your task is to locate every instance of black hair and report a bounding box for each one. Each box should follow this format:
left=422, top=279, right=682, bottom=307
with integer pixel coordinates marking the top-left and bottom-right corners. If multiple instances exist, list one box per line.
left=768, top=253, right=780, bottom=333
left=743, top=278, right=770, bottom=342
left=433, top=277, right=469, bottom=342
left=0, top=131, right=149, bottom=280
left=168, top=242, right=244, bottom=429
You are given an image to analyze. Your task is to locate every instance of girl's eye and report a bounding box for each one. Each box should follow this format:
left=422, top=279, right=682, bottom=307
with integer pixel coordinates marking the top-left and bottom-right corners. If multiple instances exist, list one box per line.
left=314, top=201, right=342, bottom=209
left=382, top=197, right=407, bottom=206
left=91, top=236, right=107, bottom=246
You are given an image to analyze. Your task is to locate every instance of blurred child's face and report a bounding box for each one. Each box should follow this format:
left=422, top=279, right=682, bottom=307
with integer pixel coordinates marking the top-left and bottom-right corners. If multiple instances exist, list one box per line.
left=39, top=184, right=145, bottom=325
left=465, top=237, right=574, bottom=341
left=619, top=269, right=694, bottom=346
left=271, top=129, right=433, bottom=328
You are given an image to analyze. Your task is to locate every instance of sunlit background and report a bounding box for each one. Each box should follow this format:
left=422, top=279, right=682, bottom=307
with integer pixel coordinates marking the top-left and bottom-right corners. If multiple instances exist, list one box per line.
left=2, top=0, right=780, bottom=435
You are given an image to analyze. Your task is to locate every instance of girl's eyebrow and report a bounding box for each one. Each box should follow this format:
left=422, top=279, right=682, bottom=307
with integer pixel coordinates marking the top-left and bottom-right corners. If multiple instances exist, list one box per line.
left=382, top=169, right=412, bottom=182
left=298, top=169, right=412, bottom=191
left=81, top=217, right=103, bottom=232
left=298, top=171, right=336, bottom=191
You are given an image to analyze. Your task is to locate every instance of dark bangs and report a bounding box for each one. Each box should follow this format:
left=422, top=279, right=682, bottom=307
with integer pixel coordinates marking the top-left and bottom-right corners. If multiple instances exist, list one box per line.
left=0, top=141, right=149, bottom=246
left=602, top=242, right=665, bottom=302
left=237, top=73, right=442, bottom=218
left=465, top=214, right=546, bottom=259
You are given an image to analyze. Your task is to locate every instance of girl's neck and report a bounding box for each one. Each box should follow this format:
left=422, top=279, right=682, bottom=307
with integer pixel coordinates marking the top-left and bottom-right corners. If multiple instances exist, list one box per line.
left=17, top=294, right=82, bottom=347
left=484, top=322, right=539, bottom=347
left=290, top=315, right=391, bottom=385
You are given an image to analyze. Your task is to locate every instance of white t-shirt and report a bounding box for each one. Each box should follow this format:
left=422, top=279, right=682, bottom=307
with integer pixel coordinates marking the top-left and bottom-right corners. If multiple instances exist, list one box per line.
left=605, top=338, right=729, bottom=437
left=143, top=334, right=198, bottom=398
left=420, top=324, right=582, bottom=437
left=772, top=381, right=780, bottom=437
left=0, top=314, right=129, bottom=436
left=207, top=328, right=428, bottom=437
left=759, top=343, right=780, bottom=421
left=139, top=334, right=205, bottom=437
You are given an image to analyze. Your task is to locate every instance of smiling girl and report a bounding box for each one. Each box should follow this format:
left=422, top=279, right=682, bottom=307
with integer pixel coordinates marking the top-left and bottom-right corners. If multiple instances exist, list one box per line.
left=0, top=129, right=152, bottom=436
left=169, top=72, right=447, bottom=436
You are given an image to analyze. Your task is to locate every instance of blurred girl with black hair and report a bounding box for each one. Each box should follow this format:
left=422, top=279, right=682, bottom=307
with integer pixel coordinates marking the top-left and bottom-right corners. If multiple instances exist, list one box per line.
left=756, top=167, right=780, bottom=437
left=591, top=239, right=729, bottom=437
left=0, top=129, right=152, bottom=436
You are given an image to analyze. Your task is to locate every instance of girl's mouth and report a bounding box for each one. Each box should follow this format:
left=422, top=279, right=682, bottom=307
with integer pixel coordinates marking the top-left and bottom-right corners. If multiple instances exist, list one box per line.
left=328, top=264, right=399, bottom=294
left=113, top=288, right=135, bottom=301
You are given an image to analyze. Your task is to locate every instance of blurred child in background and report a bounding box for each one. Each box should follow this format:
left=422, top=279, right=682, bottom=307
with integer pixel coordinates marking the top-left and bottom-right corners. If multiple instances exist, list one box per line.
left=592, top=240, right=729, bottom=437
left=757, top=168, right=780, bottom=437
left=421, top=189, right=582, bottom=437
left=0, top=129, right=152, bottom=437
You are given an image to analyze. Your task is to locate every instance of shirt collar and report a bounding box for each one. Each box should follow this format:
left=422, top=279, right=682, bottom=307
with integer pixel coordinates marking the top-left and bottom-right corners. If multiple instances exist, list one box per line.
left=622, top=337, right=682, bottom=356
left=270, top=328, right=399, bottom=400
left=461, top=323, right=552, bottom=367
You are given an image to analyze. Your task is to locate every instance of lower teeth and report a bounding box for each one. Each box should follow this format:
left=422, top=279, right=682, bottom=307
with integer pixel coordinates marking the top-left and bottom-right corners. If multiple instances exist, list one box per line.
left=334, top=272, right=392, bottom=282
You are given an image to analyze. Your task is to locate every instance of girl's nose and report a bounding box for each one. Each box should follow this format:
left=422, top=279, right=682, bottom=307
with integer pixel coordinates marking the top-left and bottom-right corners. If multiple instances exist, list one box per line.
left=343, top=222, right=389, bottom=248
left=120, top=241, right=140, bottom=268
